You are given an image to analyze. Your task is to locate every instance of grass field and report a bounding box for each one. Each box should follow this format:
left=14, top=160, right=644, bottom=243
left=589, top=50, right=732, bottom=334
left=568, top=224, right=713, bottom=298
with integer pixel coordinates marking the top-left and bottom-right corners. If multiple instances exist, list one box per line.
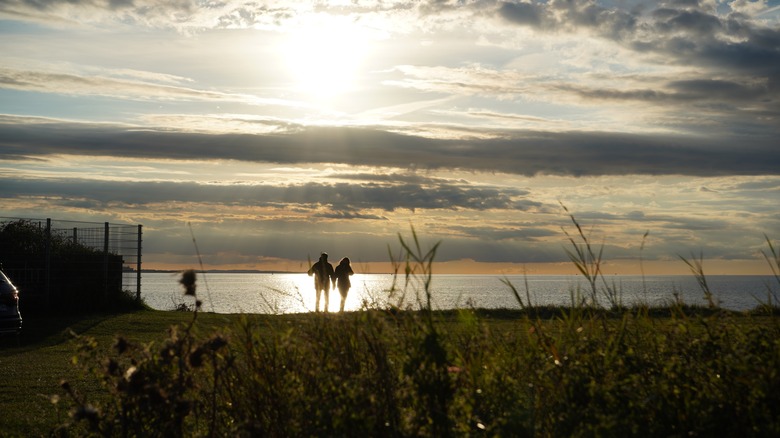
left=0, top=311, right=229, bottom=436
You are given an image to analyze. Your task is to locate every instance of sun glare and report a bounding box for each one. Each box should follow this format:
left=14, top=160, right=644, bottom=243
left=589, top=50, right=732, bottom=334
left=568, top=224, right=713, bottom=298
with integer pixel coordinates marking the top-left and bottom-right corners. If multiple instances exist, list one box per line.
left=281, top=18, right=369, bottom=101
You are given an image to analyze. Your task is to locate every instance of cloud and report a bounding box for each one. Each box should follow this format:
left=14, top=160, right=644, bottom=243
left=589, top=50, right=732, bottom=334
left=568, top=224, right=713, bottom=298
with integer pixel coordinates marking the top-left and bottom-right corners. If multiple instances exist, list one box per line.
left=0, top=67, right=284, bottom=106
left=448, top=224, right=559, bottom=241
left=0, top=173, right=536, bottom=213
left=383, top=61, right=776, bottom=138
left=495, top=1, right=780, bottom=81
left=386, top=64, right=532, bottom=97
left=2, top=170, right=774, bottom=265
left=314, top=210, right=388, bottom=220
left=665, top=78, right=768, bottom=100
left=1, top=116, right=777, bottom=177
left=652, top=7, right=723, bottom=35
left=498, top=1, right=548, bottom=29
left=556, top=77, right=771, bottom=104
left=0, top=0, right=377, bottom=30
left=498, top=0, right=638, bottom=37
left=0, top=0, right=199, bottom=28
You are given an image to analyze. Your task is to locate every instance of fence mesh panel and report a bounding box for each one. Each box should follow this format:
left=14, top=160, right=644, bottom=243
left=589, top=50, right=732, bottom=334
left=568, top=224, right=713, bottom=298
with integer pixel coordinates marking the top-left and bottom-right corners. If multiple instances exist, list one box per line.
left=0, top=217, right=142, bottom=310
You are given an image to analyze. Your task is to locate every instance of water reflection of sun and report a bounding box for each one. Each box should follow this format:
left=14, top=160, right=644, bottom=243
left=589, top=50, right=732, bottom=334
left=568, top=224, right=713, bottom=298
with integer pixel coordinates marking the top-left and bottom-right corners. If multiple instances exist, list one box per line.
left=263, top=273, right=386, bottom=313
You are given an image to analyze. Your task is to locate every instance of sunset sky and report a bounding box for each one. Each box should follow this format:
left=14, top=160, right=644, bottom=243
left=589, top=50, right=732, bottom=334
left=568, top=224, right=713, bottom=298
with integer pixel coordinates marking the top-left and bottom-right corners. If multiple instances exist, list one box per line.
left=1, top=0, right=779, bottom=275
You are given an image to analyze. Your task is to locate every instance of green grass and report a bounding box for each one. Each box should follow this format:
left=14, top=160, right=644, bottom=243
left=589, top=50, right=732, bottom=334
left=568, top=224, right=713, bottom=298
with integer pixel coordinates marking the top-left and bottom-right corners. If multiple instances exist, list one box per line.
left=0, top=311, right=220, bottom=436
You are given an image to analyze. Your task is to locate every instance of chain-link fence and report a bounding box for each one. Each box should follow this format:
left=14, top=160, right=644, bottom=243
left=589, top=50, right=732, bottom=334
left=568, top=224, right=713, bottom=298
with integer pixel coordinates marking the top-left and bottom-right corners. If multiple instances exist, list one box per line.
left=0, top=217, right=142, bottom=312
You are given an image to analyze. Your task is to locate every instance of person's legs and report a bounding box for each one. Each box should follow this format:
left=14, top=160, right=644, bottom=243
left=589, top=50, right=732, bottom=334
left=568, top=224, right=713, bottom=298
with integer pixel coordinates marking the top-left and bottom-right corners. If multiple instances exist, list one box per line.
left=323, top=285, right=329, bottom=312
left=339, top=286, right=348, bottom=312
left=315, top=281, right=322, bottom=312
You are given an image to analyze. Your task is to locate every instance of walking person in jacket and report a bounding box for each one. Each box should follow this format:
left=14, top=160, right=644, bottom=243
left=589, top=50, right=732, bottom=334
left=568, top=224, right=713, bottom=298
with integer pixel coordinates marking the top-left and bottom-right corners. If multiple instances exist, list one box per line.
left=308, top=252, right=335, bottom=312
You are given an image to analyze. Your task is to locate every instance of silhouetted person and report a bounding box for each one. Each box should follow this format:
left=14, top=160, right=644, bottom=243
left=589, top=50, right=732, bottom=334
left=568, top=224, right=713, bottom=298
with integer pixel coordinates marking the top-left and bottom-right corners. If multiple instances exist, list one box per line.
left=308, top=252, right=334, bottom=312
left=334, top=257, right=354, bottom=312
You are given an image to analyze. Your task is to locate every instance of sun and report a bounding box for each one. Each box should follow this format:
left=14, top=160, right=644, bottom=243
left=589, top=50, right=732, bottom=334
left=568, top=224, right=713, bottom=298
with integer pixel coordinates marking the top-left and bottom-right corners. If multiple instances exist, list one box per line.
left=281, top=18, right=370, bottom=101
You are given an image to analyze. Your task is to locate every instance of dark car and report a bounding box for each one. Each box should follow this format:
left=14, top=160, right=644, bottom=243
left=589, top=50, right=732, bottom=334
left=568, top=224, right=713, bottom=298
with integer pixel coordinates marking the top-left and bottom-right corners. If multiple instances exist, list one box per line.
left=0, top=269, right=22, bottom=335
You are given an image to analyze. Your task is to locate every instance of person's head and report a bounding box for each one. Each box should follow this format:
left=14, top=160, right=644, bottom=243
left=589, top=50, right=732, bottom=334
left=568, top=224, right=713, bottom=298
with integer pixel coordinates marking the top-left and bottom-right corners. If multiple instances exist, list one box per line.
left=340, top=257, right=350, bottom=266
left=320, top=252, right=328, bottom=261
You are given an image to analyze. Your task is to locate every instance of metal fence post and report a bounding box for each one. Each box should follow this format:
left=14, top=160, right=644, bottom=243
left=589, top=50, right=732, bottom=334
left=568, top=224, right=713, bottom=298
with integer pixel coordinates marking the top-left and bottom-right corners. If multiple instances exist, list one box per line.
left=136, top=224, right=142, bottom=300
left=104, top=222, right=109, bottom=298
left=45, top=218, right=51, bottom=307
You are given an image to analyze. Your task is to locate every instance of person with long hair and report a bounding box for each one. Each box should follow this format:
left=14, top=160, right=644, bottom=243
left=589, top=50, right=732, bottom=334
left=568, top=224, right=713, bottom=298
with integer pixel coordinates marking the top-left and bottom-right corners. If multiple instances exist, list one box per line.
left=334, top=257, right=354, bottom=312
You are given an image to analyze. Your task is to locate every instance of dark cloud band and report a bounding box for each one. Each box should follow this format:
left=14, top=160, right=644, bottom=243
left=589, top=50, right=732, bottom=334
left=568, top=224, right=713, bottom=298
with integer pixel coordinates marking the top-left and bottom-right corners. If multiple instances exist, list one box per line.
left=1, top=118, right=777, bottom=176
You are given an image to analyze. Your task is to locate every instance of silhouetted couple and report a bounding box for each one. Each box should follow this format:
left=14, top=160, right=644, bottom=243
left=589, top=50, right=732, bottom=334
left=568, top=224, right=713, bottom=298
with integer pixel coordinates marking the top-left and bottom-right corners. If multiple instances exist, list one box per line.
left=307, top=252, right=353, bottom=312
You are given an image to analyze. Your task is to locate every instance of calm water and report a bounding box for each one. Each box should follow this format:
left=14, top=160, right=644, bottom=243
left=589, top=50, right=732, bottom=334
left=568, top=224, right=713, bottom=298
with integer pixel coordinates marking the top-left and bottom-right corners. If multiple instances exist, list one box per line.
left=140, top=272, right=778, bottom=314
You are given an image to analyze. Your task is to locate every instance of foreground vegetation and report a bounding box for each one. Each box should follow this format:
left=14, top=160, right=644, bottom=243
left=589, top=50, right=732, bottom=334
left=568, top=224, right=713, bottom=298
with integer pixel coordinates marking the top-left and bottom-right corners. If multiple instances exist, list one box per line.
left=1, top=216, right=778, bottom=436
left=2, top=303, right=778, bottom=437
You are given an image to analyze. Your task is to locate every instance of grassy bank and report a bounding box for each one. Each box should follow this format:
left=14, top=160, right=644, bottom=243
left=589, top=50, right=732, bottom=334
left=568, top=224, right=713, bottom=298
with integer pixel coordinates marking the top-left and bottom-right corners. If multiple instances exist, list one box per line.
left=1, top=305, right=778, bottom=437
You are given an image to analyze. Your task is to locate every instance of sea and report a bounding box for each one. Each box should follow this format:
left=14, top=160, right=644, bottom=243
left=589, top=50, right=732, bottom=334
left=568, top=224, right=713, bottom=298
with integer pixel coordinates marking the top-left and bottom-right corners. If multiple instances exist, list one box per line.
left=139, top=272, right=778, bottom=314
